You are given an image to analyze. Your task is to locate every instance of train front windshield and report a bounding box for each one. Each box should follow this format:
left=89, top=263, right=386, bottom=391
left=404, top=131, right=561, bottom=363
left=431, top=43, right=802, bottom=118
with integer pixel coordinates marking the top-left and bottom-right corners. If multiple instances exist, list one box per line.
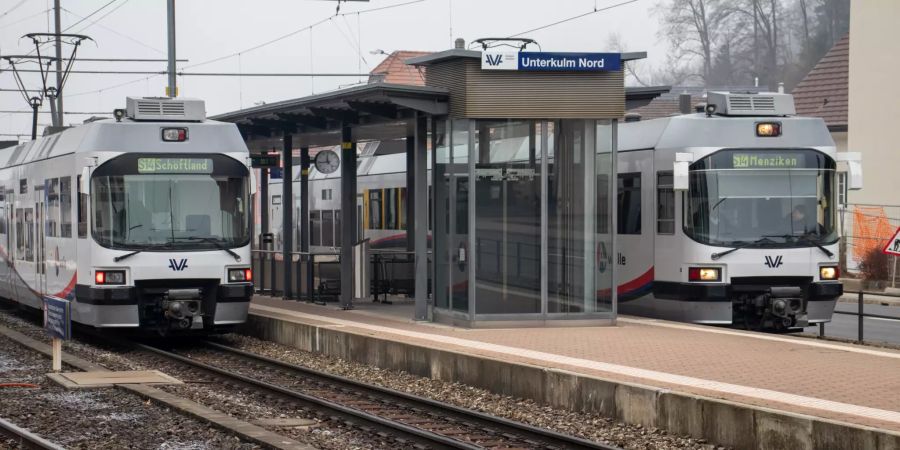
left=685, top=149, right=837, bottom=247
left=91, top=154, right=250, bottom=250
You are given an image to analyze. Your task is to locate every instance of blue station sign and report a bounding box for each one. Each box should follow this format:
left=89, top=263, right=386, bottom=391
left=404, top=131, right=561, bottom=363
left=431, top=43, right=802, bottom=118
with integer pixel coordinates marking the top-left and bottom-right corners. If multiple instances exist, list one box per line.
left=482, top=51, right=621, bottom=72
left=44, top=296, right=71, bottom=340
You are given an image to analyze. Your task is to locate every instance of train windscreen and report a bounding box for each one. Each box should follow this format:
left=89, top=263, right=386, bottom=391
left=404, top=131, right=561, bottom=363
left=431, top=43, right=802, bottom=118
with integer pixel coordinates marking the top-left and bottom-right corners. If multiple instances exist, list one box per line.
left=684, top=149, right=837, bottom=248
left=91, top=154, right=251, bottom=250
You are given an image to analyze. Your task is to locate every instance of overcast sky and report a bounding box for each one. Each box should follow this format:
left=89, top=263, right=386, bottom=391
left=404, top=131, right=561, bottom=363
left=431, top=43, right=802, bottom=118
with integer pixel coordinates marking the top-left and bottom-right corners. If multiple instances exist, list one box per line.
left=0, top=0, right=664, bottom=140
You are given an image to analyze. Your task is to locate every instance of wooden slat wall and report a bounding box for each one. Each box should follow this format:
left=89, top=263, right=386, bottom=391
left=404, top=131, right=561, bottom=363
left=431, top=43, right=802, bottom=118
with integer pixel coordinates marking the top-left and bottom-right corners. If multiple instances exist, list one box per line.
left=424, top=59, right=625, bottom=119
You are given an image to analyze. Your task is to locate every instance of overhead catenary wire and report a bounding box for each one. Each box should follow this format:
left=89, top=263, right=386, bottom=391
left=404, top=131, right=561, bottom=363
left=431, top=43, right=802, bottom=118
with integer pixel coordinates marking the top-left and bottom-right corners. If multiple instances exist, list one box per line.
left=6, top=68, right=370, bottom=76
left=508, top=0, right=642, bottom=38
left=183, top=0, right=425, bottom=71
left=60, top=4, right=165, bottom=55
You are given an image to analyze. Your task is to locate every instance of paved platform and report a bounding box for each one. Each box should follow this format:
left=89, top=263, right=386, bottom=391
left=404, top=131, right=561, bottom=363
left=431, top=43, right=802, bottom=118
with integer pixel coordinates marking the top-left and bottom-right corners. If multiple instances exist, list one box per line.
left=249, top=296, right=900, bottom=444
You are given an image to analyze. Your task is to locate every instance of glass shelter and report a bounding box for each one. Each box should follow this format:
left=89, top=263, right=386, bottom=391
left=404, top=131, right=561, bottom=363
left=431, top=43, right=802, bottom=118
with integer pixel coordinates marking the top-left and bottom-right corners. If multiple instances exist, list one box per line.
left=432, top=119, right=616, bottom=325
left=406, top=48, right=635, bottom=326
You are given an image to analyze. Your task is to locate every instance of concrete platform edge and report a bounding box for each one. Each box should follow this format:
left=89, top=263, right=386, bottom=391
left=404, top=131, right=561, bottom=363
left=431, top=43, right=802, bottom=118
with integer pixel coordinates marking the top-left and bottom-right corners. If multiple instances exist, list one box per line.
left=243, top=312, right=900, bottom=450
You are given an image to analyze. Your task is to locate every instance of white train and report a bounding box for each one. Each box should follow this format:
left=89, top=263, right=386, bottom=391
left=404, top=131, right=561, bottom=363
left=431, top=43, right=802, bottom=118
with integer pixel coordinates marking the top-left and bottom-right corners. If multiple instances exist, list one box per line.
left=1, top=97, right=254, bottom=334
left=267, top=91, right=860, bottom=329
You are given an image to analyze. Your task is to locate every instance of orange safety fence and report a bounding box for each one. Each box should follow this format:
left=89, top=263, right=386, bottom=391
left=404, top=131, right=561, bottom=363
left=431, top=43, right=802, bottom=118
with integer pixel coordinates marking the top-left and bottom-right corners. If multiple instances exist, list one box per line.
left=851, top=206, right=895, bottom=263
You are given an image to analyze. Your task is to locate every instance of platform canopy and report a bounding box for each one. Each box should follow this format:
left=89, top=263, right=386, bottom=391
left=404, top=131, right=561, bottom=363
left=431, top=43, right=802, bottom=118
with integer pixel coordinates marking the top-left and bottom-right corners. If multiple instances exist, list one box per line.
left=211, top=82, right=449, bottom=150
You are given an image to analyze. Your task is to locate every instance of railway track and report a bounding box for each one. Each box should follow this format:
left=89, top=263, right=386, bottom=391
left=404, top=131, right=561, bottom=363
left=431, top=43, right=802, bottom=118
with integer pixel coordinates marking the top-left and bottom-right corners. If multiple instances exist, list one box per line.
left=0, top=416, right=66, bottom=450
left=136, top=340, right=621, bottom=450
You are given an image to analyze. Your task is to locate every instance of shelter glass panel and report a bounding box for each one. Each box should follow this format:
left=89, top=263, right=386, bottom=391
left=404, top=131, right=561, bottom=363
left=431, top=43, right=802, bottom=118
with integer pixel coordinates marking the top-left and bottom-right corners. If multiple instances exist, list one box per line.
left=450, top=119, right=470, bottom=313
left=595, top=121, right=614, bottom=312
left=433, top=119, right=450, bottom=310
left=473, top=120, right=541, bottom=315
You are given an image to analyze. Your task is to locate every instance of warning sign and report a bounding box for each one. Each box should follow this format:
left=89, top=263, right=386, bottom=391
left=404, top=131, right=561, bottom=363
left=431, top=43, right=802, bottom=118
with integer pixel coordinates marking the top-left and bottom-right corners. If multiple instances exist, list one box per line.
left=883, top=227, right=900, bottom=256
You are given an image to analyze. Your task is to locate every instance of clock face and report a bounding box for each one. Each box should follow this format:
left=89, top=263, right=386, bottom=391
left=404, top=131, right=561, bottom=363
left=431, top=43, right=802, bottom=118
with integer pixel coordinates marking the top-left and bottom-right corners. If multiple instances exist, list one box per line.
left=314, top=150, right=340, bottom=174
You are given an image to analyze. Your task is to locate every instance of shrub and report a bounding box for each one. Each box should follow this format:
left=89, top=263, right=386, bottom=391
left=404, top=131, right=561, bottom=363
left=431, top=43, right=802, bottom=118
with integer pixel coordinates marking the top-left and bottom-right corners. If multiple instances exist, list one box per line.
left=859, top=248, right=890, bottom=282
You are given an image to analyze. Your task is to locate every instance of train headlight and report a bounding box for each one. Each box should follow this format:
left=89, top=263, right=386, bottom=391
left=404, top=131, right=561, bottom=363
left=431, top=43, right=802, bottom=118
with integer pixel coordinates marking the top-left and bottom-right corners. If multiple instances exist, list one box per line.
left=756, top=122, right=782, bottom=137
left=95, top=270, right=125, bottom=285
left=228, top=268, right=252, bottom=282
left=161, top=127, right=188, bottom=142
left=688, top=267, right=721, bottom=282
left=819, top=265, right=840, bottom=280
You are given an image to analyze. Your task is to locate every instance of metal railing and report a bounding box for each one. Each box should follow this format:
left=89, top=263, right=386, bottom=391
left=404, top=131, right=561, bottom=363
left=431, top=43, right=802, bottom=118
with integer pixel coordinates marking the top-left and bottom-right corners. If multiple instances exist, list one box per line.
left=817, top=289, right=900, bottom=343
left=251, top=248, right=429, bottom=304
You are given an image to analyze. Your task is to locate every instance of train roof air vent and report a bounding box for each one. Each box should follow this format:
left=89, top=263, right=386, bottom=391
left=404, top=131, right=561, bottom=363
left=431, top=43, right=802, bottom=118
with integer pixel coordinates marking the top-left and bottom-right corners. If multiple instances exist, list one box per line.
left=706, top=91, right=795, bottom=117
left=125, top=97, right=206, bottom=122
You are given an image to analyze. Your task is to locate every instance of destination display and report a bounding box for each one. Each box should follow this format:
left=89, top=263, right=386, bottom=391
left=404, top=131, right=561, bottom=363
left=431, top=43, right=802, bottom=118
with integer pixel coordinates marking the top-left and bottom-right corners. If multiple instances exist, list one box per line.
left=697, top=149, right=832, bottom=170
left=482, top=51, right=622, bottom=72
left=731, top=152, right=806, bottom=169
left=137, top=157, right=214, bottom=174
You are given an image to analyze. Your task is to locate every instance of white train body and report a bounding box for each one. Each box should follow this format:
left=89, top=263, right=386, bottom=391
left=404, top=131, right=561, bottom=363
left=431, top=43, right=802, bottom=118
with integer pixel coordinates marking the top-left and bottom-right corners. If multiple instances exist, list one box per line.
left=265, top=92, right=855, bottom=329
left=1, top=97, right=254, bottom=333
left=616, top=92, right=855, bottom=328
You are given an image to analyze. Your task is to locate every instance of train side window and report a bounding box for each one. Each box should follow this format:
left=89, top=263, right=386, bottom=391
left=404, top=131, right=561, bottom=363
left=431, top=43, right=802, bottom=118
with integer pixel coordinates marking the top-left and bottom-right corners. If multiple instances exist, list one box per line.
left=19, top=179, right=27, bottom=194
left=0, top=203, right=5, bottom=235
left=15, top=208, right=24, bottom=259
left=617, top=173, right=642, bottom=235
left=398, top=187, right=407, bottom=230
left=321, top=189, right=332, bottom=200
left=596, top=174, right=610, bottom=234
left=60, top=177, right=72, bottom=237
left=334, top=210, right=342, bottom=247
left=384, top=188, right=398, bottom=230
left=368, top=190, right=382, bottom=230
left=47, top=178, right=59, bottom=237
left=310, top=211, right=321, bottom=246
left=322, top=210, right=334, bottom=247
left=657, top=171, right=675, bottom=234
left=77, top=175, right=88, bottom=238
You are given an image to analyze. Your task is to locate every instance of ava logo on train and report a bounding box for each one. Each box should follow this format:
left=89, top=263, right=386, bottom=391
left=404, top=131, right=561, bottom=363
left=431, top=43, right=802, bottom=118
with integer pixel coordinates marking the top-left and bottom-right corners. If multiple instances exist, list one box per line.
left=168, top=258, right=189, bottom=271
left=764, top=255, right=784, bottom=268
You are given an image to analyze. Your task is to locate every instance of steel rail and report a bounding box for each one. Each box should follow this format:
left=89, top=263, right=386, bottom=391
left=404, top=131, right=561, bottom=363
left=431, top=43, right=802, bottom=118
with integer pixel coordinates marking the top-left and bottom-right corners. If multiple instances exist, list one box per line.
left=0, top=417, right=66, bottom=450
left=133, top=342, right=480, bottom=450
left=202, top=341, right=621, bottom=450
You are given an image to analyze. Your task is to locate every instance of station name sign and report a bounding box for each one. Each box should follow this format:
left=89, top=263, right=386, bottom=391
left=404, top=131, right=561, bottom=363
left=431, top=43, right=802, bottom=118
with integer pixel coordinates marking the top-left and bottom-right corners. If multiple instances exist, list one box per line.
left=137, top=157, right=214, bottom=174
left=482, top=51, right=622, bottom=72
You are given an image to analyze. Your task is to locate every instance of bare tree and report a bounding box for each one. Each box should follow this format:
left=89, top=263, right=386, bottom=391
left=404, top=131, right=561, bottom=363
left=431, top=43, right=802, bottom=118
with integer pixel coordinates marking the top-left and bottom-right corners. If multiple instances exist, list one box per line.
left=655, top=0, right=732, bottom=83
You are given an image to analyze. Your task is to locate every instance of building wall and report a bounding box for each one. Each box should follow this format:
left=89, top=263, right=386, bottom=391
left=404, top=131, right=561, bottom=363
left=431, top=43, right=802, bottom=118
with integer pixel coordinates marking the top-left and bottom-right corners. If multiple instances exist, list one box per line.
left=831, top=131, right=847, bottom=153
left=848, top=1, right=900, bottom=207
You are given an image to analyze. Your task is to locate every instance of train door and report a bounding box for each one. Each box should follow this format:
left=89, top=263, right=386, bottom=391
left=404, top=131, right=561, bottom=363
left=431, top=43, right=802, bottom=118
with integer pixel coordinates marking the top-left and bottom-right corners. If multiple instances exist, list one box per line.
left=35, top=189, right=46, bottom=296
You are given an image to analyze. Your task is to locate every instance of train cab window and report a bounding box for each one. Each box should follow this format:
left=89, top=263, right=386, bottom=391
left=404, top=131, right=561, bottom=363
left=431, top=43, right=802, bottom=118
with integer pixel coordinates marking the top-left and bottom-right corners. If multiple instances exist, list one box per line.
left=46, top=178, right=59, bottom=237
left=368, top=190, right=382, bottom=230
left=77, top=175, right=88, bottom=238
left=385, top=188, right=398, bottom=230
left=59, top=177, right=72, bottom=237
left=657, top=171, right=675, bottom=234
left=617, top=173, right=642, bottom=235
left=310, top=211, right=321, bottom=246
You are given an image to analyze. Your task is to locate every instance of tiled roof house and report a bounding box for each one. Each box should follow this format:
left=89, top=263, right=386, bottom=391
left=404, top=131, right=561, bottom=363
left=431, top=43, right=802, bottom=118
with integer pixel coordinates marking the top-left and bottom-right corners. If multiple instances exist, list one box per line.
left=791, top=34, right=849, bottom=131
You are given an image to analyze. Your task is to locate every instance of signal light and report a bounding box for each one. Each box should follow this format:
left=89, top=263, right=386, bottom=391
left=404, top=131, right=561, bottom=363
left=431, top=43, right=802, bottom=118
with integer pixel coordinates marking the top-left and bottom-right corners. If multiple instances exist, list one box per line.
left=228, top=268, right=252, bottom=282
left=820, top=266, right=840, bottom=280
left=756, top=122, right=781, bottom=137
left=95, top=270, right=125, bottom=285
left=162, top=128, right=188, bottom=142
left=688, top=267, right=721, bottom=282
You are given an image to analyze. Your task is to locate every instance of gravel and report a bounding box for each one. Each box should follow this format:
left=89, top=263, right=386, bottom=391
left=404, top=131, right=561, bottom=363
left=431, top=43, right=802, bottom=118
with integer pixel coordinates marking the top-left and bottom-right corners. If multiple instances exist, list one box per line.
left=0, top=306, right=722, bottom=449
left=214, top=334, right=720, bottom=450
left=0, top=331, right=257, bottom=450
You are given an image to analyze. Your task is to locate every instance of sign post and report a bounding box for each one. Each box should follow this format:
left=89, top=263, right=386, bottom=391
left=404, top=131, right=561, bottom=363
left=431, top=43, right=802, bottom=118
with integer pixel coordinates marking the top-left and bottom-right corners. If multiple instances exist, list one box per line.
left=43, top=296, right=71, bottom=372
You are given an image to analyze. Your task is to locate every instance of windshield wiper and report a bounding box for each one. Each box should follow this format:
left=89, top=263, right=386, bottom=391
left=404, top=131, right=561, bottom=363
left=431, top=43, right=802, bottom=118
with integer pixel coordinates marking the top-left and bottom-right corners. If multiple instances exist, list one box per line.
left=710, top=237, right=776, bottom=260
left=764, top=234, right=834, bottom=258
left=114, top=249, right=143, bottom=262
left=173, top=236, right=241, bottom=261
